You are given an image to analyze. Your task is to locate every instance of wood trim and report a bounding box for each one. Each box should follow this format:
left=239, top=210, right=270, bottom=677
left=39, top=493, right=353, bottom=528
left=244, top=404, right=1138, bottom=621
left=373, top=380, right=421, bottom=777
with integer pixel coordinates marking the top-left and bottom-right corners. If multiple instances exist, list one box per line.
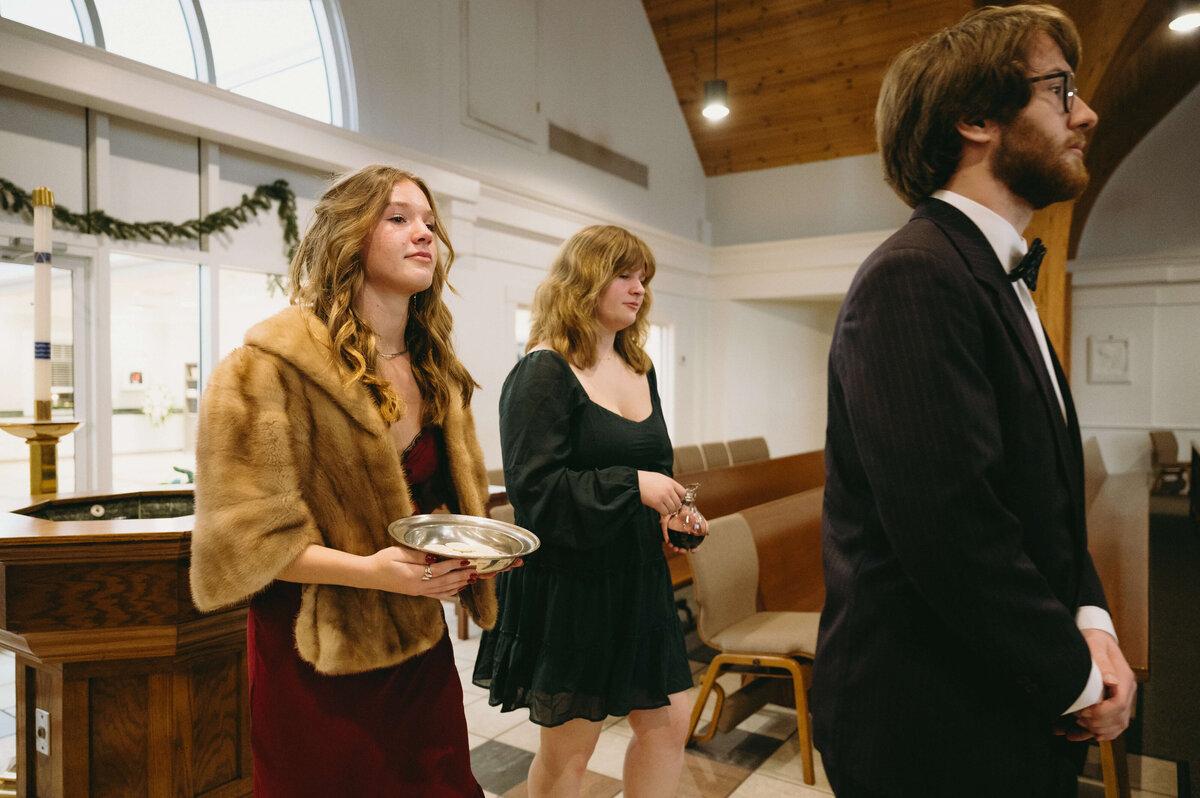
left=1, top=626, right=181, bottom=663
left=1024, top=201, right=1075, bottom=375
left=1069, top=6, right=1200, bottom=257
left=172, top=667, right=198, bottom=798
left=0, top=609, right=248, bottom=664
left=147, top=672, right=173, bottom=795
left=197, top=779, right=254, bottom=798
left=0, top=535, right=191, bottom=565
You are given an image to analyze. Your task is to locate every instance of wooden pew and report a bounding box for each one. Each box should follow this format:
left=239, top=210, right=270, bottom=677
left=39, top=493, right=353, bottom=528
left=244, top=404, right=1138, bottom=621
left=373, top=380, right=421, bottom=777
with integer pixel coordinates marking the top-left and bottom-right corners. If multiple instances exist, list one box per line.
left=1087, top=471, right=1150, bottom=681
left=677, top=450, right=825, bottom=520
left=740, top=488, right=825, bottom=613
left=1079, top=438, right=1150, bottom=798
left=669, top=450, right=825, bottom=588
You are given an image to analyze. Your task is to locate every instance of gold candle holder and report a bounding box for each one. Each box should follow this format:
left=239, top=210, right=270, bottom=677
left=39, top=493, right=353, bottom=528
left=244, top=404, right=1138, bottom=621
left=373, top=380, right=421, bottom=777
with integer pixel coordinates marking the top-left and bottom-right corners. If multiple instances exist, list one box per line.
left=0, top=420, right=82, bottom=496
left=32, top=186, right=55, bottom=207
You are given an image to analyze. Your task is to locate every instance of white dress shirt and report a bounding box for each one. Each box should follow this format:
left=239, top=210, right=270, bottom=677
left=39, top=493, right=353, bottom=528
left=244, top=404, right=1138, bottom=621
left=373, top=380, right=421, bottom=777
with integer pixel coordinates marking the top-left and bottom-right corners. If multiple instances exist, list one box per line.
left=932, top=190, right=1113, bottom=715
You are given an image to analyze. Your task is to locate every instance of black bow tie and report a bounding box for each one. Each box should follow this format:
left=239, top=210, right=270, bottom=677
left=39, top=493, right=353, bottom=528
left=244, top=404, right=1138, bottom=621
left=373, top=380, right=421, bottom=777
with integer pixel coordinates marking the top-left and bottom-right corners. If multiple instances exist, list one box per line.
left=1010, top=238, right=1046, bottom=292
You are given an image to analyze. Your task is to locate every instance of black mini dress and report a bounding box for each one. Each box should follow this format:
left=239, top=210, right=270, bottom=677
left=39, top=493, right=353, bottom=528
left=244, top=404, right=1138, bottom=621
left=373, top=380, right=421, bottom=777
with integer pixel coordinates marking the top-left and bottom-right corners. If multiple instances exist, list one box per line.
left=472, top=350, right=693, bottom=726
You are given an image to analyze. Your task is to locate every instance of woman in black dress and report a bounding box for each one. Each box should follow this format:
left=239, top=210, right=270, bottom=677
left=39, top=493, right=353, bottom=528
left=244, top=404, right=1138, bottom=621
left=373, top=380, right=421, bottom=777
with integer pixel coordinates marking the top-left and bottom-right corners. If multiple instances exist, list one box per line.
left=473, top=225, right=705, bottom=797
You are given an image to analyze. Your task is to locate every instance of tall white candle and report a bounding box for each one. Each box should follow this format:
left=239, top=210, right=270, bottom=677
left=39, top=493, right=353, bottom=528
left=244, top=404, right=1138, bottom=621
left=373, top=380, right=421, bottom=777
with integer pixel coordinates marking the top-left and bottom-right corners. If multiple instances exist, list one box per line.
left=32, top=186, right=54, bottom=422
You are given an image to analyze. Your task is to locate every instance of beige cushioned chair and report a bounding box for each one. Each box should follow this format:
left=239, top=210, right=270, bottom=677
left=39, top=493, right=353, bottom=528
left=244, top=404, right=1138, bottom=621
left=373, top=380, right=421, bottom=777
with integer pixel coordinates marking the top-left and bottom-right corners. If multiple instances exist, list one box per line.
left=488, top=502, right=515, bottom=525
left=700, top=441, right=732, bottom=469
left=727, top=436, right=770, bottom=464
left=673, top=444, right=706, bottom=477
left=686, top=512, right=820, bottom=784
left=1150, top=429, right=1188, bottom=495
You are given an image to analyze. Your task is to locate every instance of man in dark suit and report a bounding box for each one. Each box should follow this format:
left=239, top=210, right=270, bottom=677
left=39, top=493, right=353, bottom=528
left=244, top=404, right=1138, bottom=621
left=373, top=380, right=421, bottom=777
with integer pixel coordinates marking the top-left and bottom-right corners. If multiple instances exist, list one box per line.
left=811, top=5, right=1136, bottom=797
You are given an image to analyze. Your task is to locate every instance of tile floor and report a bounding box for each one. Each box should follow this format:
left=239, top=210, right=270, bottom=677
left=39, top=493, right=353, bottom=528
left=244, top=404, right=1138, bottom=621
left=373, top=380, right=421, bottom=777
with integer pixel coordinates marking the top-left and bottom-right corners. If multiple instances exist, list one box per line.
left=0, top=610, right=1182, bottom=798
left=455, top=614, right=833, bottom=798
left=448, top=602, right=1182, bottom=798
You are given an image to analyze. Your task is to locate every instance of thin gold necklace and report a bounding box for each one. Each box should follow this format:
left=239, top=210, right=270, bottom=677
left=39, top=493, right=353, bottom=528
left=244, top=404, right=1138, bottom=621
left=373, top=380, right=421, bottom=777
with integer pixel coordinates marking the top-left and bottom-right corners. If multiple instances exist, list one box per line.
left=379, top=347, right=408, bottom=359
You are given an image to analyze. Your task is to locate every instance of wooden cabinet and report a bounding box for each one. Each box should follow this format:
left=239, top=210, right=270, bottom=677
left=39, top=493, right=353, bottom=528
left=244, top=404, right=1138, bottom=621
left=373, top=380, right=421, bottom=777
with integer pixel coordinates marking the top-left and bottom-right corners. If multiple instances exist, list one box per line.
left=0, top=504, right=251, bottom=797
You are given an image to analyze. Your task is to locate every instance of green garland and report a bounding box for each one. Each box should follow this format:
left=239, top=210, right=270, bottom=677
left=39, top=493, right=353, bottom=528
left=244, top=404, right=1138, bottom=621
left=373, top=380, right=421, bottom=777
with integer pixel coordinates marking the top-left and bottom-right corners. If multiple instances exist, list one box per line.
left=0, top=176, right=299, bottom=260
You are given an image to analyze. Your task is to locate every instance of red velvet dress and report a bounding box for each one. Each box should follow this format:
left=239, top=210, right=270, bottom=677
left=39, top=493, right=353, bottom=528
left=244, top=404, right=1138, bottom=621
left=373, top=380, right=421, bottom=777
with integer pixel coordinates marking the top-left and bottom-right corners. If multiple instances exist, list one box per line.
left=246, top=428, right=482, bottom=797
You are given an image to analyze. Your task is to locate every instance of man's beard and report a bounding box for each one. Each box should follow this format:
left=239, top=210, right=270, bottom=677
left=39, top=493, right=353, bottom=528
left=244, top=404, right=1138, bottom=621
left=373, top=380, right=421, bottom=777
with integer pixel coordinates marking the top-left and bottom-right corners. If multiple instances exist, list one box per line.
left=992, top=115, right=1090, bottom=210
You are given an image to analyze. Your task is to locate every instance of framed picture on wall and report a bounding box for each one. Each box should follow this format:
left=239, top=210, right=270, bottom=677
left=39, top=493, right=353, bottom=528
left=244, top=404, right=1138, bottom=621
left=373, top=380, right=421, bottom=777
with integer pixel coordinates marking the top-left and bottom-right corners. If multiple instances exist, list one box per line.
left=1087, top=336, right=1131, bottom=384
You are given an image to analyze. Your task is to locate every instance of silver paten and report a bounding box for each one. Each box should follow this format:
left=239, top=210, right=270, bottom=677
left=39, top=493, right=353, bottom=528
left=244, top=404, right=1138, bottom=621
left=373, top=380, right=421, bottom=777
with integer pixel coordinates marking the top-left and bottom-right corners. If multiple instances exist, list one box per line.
left=388, top=513, right=540, bottom=573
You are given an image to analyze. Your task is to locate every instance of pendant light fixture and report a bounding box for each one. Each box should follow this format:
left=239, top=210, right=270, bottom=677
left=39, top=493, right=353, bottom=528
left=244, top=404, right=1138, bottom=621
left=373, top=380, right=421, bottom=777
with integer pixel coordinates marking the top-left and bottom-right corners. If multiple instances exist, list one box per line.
left=702, top=0, right=729, bottom=121
left=1169, top=0, right=1200, bottom=31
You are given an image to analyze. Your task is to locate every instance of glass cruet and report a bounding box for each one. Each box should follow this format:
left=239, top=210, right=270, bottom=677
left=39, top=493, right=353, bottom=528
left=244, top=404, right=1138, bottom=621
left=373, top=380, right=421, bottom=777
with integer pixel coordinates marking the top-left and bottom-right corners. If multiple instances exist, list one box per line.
left=666, top=483, right=707, bottom=550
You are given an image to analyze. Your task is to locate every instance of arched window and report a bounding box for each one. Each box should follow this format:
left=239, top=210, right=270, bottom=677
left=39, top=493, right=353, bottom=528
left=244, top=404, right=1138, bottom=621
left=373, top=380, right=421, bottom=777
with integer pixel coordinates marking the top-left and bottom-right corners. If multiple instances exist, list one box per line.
left=93, top=0, right=198, bottom=79
left=200, top=0, right=337, bottom=124
left=0, top=0, right=88, bottom=42
left=0, top=0, right=355, bottom=128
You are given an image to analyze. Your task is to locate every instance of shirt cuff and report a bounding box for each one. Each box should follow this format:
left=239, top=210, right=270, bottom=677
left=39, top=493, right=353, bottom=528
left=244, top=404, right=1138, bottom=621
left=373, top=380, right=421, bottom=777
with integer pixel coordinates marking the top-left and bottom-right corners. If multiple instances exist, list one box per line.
left=1061, top=605, right=1117, bottom=715
left=1076, top=605, right=1117, bottom=640
left=1063, top=661, right=1105, bottom=715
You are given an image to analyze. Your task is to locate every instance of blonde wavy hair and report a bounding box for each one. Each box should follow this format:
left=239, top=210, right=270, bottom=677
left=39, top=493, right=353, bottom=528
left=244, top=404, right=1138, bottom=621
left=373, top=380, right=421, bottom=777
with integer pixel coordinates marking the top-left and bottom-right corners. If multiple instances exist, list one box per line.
left=288, top=164, right=477, bottom=424
left=527, top=225, right=656, bottom=374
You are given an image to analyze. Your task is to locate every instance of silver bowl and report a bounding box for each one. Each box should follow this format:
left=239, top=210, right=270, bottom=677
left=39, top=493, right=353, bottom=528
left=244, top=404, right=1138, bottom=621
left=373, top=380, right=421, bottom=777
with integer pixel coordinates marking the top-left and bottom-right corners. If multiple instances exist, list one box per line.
left=388, top=514, right=540, bottom=574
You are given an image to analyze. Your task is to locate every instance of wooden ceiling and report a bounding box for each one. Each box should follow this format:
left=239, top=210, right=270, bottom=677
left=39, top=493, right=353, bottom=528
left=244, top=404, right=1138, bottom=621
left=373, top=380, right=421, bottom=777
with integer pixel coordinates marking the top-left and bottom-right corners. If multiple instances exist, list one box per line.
left=642, top=0, right=975, bottom=177
left=642, top=0, right=1200, bottom=193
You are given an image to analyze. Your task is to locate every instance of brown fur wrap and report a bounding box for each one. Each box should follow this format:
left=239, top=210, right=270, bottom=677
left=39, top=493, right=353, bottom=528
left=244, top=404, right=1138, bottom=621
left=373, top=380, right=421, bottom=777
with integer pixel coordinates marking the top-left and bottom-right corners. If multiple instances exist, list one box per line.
left=190, top=306, right=496, bottom=674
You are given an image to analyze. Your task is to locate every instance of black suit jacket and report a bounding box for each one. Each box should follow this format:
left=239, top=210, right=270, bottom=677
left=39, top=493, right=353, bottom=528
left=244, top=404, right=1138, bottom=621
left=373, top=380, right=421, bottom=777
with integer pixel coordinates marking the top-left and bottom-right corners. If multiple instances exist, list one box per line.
left=811, top=199, right=1108, bottom=796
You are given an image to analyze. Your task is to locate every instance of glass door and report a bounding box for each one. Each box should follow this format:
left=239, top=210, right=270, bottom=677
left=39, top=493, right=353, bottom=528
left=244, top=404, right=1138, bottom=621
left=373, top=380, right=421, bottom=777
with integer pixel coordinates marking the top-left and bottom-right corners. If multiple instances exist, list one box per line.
left=0, top=251, right=79, bottom=503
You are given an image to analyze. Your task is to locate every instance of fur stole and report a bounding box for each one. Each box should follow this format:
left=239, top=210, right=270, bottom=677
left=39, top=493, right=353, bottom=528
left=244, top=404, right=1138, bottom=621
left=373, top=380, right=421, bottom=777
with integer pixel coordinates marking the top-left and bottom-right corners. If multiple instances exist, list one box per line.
left=190, top=306, right=496, bottom=673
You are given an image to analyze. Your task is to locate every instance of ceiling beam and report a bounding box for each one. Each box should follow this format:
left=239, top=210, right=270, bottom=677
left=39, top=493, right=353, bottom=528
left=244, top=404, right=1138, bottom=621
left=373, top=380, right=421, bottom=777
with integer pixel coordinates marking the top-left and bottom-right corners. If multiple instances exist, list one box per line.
left=1068, top=0, right=1200, bottom=256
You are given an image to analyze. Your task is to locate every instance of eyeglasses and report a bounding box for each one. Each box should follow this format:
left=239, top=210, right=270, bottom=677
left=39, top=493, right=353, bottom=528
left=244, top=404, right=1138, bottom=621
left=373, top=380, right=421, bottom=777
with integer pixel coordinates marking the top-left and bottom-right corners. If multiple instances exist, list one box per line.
left=1028, top=71, right=1076, bottom=115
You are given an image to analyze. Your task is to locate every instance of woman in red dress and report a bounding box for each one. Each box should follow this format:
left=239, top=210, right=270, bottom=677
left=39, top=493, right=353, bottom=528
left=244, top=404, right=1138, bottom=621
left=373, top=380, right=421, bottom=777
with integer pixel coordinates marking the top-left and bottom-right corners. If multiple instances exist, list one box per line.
left=190, top=165, right=514, bottom=796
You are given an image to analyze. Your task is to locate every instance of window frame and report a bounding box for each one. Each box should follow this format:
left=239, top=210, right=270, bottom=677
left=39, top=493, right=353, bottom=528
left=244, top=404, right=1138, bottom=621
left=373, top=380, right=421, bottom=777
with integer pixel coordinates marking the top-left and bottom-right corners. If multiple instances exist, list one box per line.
left=3, top=0, right=355, bottom=128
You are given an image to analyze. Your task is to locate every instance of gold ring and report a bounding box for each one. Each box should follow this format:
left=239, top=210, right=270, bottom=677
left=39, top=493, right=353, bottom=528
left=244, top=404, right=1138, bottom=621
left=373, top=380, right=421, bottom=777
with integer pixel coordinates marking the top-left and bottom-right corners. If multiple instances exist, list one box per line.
left=421, top=564, right=433, bottom=581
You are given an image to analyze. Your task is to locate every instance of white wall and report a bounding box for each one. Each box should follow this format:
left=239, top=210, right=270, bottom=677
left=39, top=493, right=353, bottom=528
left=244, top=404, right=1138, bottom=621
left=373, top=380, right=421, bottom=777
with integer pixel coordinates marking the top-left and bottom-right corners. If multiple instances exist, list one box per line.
left=704, top=299, right=841, bottom=457
left=345, top=0, right=708, bottom=243
left=0, top=84, right=86, bottom=209
left=699, top=154, right=908, bottom=456
left=212, top=146, right=328, bottom=266
left=1069, top=265, right=1200, bottom=473
left=108, top=117, right=200, bottom=236
left=706, top=152, right=911, bottom=246
left=1068, top=82, right=1200, bottom=473
left=1076, top=83, right=1200, bottom=261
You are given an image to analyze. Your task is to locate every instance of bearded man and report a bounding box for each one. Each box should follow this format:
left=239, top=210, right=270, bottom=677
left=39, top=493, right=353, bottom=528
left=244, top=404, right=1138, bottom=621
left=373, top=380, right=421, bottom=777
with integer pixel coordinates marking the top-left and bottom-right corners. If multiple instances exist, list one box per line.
left=812, top=5, right=1136, bottom=797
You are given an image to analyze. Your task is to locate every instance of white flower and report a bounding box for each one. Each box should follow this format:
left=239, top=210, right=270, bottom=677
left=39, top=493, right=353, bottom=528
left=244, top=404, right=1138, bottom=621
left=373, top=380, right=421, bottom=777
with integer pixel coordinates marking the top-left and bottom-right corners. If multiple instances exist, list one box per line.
left=142, top=384, right=173, bottom=427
